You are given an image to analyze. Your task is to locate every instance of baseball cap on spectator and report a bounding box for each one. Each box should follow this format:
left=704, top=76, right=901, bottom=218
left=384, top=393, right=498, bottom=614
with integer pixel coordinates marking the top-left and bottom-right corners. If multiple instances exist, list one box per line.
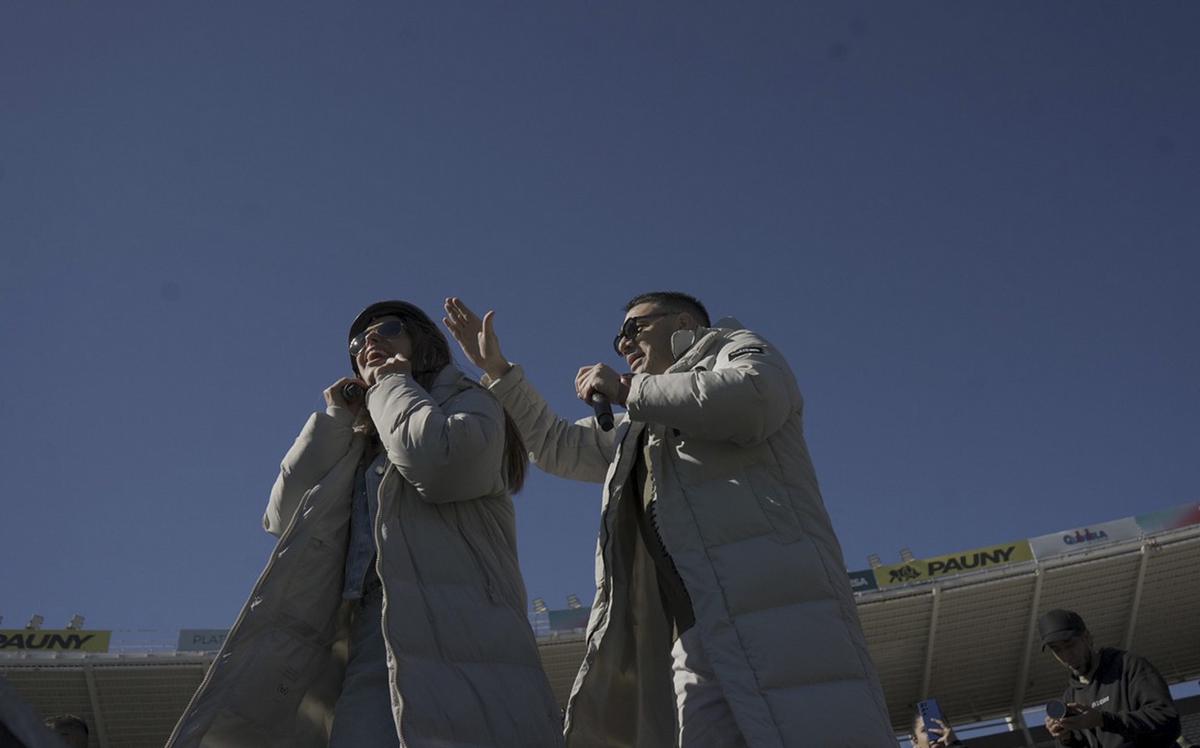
left=1037, top=609, right=1088, bottom=650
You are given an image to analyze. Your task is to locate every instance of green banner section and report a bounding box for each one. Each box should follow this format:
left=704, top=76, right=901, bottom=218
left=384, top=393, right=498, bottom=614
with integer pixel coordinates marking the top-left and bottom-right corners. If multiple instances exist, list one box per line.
left=873, top=540, right=1033, bottom=588
left=1136, top=502, right=1200, bottom=534
left=548, top=608, right=590, bottom=632
left=0, top=629, right=111, bottom=653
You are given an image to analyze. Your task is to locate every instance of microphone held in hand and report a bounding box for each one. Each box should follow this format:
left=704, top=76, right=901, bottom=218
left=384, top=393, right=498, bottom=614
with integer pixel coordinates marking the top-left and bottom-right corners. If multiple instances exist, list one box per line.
left=590, top=392, right=614, bottom=432
left=342, top=382, right=365, bottom=403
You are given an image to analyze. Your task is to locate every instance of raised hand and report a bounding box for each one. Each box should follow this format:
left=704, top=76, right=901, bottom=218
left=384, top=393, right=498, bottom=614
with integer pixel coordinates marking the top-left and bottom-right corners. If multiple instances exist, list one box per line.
left=443, top=297, right=511, bottom=380
left=929, top=719, right=957, bottom=748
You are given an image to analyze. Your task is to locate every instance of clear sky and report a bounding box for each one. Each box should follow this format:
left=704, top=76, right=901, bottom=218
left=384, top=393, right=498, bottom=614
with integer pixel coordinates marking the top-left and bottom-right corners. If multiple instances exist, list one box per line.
left=2, top=3, right=1197, bottom=643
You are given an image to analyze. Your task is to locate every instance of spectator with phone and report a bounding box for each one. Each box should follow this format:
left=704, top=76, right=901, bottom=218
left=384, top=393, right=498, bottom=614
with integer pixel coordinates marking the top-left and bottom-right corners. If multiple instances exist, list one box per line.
left=910, top=711, right=963, bottom=748
left=1040, top=608, right=1180, bottom=747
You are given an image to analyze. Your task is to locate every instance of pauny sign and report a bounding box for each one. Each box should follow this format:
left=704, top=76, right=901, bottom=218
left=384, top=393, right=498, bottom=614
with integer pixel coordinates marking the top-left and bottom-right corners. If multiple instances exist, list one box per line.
left=873, top=541, right=1034, bottom=588
left=0, top=629, right=111, bottom=653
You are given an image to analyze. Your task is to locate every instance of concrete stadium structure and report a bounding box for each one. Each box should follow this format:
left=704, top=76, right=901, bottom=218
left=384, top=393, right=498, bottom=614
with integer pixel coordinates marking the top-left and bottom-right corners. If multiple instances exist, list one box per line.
left=4, top=524, right=1198, bottom=747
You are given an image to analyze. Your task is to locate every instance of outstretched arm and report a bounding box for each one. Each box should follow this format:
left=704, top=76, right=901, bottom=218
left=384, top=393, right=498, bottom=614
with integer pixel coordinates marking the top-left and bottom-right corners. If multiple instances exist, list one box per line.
left=444, top=297, right=617, bottom=482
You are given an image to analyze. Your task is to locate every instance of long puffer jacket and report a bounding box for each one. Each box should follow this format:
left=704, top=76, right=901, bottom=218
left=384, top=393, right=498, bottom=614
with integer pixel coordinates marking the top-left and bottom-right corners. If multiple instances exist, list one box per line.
left=167, top=365, right=563, bottom=747
left=487, top=322, right=895, bottom=747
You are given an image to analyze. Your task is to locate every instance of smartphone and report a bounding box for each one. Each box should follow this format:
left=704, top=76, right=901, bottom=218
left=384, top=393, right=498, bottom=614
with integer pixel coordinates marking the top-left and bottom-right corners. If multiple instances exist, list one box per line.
left=917, top=699, right=946, bottom=740
left=1046, top=700, right=1078, bottom=720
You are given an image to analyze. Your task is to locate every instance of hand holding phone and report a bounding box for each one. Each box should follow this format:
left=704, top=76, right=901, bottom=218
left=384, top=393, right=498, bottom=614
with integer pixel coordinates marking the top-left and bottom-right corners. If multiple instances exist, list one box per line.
left=917, top=699, right=946, bottom=740
left=324, top=377, right=368, bottom=413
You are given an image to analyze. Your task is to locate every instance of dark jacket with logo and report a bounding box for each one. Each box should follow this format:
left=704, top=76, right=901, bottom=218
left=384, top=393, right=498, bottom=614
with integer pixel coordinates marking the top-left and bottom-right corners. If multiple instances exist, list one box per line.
left=1056, top=647, right=1179, bottom=748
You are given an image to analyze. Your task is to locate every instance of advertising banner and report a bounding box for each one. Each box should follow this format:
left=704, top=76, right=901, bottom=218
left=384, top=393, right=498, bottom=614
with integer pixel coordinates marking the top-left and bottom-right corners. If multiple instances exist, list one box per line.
left=547, top=608, right=590, bottom=632
left=873, top=540, right=1034, bottom=588
left=0, top=629, right=111, bottom=653
left=1136, top=502, right=1200, bottom=535
left=847, top=569, right=878, bottom=593
left=1029, top=517, right=1143, bottom=560
left=177, top=629, right=229, bottom=652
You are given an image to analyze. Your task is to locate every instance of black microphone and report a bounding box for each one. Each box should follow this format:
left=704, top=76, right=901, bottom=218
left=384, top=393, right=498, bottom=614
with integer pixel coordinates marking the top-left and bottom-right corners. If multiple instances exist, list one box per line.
left=342, top=382, right=365, bottom=402
left=590, top=392, right=614, bottom=432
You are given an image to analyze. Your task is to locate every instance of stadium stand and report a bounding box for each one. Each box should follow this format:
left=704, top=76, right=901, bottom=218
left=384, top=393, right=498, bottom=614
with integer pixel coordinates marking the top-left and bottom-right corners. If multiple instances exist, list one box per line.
left=3, top=518, right=1197, bottom=747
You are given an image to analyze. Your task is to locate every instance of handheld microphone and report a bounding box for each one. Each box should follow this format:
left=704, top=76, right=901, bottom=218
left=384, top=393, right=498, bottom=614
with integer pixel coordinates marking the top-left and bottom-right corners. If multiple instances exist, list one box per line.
left=590, top=392, right=614, bottom=432
left=342, top=382, right=365, bottom=402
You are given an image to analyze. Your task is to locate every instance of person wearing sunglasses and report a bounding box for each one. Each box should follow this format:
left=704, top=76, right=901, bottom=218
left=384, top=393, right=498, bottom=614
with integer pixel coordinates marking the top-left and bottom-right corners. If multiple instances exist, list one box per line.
left=168, top=301, right=563, bottom=748
left=444, top=292, right=892, bottom=748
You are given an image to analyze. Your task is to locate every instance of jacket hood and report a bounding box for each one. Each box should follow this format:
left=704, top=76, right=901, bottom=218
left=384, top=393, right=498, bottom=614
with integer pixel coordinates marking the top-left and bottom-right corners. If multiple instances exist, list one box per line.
left=669, top=316, right=743, bottom=360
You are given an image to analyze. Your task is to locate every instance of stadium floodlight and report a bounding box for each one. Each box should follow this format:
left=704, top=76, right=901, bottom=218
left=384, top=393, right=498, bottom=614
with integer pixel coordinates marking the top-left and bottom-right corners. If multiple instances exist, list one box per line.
left=566, top=594, right=583, bottom=610
left=531, top=598, right=548, bottom=614
left=67, top=614, right=85, bottom=630
left=867, top=553, right=882, bottom=569
left=899, top=547, right=915, bottom=562
left=26, top=614, right=44, bottom=630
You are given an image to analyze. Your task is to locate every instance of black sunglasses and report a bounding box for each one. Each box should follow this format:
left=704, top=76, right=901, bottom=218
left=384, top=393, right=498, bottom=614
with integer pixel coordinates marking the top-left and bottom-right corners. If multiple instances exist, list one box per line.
left=349, top=320, right=408, bottom=356
left=612, top=312, right=673, bottom=355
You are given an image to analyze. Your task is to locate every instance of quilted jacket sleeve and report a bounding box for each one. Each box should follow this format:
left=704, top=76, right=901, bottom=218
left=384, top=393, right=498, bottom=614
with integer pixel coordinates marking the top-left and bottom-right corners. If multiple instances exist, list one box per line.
left=366, top=372, right=506, bottom=503
left=264, top=406, right=357, bottom=536
left=625, top=328, right=799, bottom=446
left=486, top=365, right=617, bottom=484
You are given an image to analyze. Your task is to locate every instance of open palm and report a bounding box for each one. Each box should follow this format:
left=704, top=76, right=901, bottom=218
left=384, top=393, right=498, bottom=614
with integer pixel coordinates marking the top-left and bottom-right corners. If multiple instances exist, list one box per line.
left=443, top=297, right=509, bottom=379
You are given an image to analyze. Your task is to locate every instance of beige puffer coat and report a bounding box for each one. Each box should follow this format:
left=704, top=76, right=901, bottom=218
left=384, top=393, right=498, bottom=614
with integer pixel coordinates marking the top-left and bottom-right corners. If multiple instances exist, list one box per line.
left=167, top=366, right=563, bottom=748
left=487, top=323, right=894, bottom=747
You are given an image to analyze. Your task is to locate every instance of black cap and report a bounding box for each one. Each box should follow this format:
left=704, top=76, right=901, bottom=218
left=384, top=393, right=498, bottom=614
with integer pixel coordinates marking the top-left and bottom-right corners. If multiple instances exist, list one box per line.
left=1037, top=609, right=1088, bottom=650
left=346, top=300, right=429, bottom=374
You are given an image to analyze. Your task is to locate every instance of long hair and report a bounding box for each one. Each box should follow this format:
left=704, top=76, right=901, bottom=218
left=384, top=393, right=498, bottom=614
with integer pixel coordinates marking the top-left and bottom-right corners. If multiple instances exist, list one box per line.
left=350, top=301, right=527, bottom=494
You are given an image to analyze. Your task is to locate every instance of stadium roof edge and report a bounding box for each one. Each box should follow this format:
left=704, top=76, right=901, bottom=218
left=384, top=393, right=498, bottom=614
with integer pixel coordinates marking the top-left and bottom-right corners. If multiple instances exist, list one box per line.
left=853, top=522, right=1200, bottom=604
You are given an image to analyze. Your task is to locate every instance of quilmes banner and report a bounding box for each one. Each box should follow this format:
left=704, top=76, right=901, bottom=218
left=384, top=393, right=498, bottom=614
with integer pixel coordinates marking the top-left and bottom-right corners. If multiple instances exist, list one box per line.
left=177, top=629, right=229, bottom=652
left=873, top=540, right=1034, bottom=588
left=847, top=569, right=879, bottom=593
left=0, top=629, right=111, bottom=653
left=1029, top=516, right=1143, bottom=560
left=1136, top=502, right=1200, bottom=535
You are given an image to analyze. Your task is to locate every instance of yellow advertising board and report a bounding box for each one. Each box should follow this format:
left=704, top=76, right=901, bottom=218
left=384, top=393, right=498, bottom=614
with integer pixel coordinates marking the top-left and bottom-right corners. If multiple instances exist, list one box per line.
left=873, top=540, right=1034, bottom=588
left=0, top=629, right=111, bottom=653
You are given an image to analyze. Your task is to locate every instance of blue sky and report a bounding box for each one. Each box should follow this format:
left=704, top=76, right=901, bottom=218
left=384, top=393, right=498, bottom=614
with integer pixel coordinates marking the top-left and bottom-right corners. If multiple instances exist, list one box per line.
left=1, top=2, right=1197, bottom=642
